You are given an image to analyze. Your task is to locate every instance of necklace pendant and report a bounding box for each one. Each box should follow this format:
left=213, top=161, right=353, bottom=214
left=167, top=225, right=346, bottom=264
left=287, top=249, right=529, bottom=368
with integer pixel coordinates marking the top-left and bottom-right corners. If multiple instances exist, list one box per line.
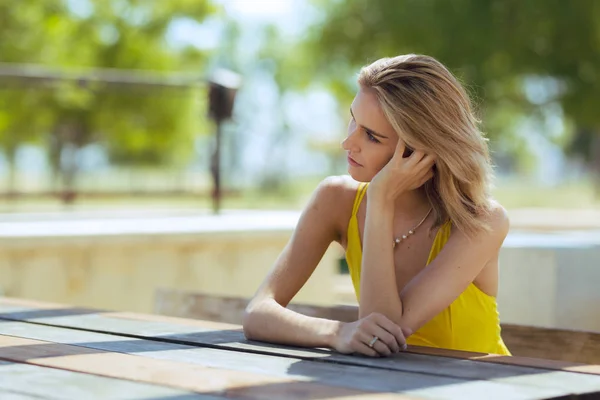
left=391, top=206, right=433, bottom=250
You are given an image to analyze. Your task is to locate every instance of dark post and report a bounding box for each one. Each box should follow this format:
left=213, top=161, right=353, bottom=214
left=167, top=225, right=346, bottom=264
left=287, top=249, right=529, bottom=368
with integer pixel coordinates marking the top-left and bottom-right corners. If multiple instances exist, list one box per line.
left=207, top=69, right=241, bottom=214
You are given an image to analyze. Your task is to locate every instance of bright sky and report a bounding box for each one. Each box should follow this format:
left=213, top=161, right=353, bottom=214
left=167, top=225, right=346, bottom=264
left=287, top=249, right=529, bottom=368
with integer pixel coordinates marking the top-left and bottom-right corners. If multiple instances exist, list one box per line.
left=64, top=0, right=306, bottom=51
left=218, top=0, right=296, bottom=19
left=168, top=0, right=313, bottom=50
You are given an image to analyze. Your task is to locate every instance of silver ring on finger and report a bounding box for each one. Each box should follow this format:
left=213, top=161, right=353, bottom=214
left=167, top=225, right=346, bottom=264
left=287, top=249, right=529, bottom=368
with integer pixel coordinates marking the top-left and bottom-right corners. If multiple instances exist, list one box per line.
left=368, top=335, right=379, bottom=348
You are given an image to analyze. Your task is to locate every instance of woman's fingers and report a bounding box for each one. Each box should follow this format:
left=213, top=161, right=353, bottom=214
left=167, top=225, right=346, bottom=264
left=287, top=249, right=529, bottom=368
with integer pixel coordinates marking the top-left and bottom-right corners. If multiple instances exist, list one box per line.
left=415, top=168, right=435, bottom=188
left=372, top=314, right=407, bottom=350
left=419, top=153, right=436, bottom=167
left=403, top=150, right=425, bottom=167
left=341, top=313, right=409, bottom=357
left=388, top=140, right=407, bottom=166
left=395, top=139, right=407, bottom=157
left=352, top=339, right=380, bottom=357
left=358, top=330, right=393, bottom=356
left=370, top=325, right=401, bottom=353
left=407, top=154, right=435, bottom=188
left=372, top=339, right=394, bottom=356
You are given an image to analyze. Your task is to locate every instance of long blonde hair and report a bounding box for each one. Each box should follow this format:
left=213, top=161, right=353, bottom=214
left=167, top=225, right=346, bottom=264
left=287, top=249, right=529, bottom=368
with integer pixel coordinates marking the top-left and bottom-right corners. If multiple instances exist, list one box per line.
left=358, top=54, right=494, bottom=236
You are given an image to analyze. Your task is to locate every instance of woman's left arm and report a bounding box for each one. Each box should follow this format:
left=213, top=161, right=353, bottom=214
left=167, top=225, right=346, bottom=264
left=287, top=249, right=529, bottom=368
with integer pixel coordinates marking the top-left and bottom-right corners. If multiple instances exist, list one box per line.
left=359, top=202, right=509, bottom=335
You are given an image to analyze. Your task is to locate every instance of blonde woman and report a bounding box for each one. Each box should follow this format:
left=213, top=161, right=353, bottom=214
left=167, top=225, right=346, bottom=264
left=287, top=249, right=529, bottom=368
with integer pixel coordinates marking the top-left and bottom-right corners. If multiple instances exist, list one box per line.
left=243, top=54, right=511, bottom=357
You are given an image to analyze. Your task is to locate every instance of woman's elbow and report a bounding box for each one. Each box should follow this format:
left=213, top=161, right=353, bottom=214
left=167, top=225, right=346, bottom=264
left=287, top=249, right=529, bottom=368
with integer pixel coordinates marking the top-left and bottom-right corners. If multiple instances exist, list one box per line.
left=242, top=307, right=258, bottom=340
left=242, top=299, right=266, bottom=340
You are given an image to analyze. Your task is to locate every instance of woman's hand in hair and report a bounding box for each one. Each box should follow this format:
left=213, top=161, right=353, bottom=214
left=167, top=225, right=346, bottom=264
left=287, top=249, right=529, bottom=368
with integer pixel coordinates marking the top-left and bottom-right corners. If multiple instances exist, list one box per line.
left=332, top=312, right=409, bottom=357
left=368, top=140, right=435, bottom=204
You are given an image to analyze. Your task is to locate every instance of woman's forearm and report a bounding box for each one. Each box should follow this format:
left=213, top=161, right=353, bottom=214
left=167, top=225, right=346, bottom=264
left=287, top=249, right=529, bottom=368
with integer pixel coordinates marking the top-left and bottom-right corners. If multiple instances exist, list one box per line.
left=243, top=298, right=341, bottom=348
left=360, top=200, right=404, bottom=322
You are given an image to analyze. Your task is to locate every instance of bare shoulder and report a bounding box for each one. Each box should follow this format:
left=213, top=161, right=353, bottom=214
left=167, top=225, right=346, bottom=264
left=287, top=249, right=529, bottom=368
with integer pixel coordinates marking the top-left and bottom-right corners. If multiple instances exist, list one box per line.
left=312, top=175, right=360, bottom=206
left=485, top=199, right=510, bottom=238
left=450, top=199, right=509, bottom=246
left=310, top=175, right=362, bottom=240
left=458, top=200, right=510, bottom=248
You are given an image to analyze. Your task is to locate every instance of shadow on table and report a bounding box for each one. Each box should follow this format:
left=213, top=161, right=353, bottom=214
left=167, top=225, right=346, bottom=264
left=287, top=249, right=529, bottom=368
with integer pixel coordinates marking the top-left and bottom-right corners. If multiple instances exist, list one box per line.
left=0, top=313, right=593, bottom=399
left=0, top=307, right=105, bottom=322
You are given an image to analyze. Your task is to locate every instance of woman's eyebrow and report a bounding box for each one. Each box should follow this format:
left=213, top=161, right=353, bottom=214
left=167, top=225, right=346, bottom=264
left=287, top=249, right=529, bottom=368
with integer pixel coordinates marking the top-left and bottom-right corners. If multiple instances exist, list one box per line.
left=349, top=107, right=388, bottom=140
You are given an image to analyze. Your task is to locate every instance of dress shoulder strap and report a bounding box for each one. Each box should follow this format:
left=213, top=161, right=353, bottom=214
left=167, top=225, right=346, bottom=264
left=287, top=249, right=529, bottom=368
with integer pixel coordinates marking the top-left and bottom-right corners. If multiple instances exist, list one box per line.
left=351, top=182, right=369, bottom=216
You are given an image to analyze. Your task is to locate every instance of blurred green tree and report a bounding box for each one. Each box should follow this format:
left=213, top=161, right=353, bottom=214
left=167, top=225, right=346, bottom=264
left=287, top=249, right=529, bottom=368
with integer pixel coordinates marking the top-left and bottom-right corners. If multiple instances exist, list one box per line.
left=0, top=88, right=51, bottom=194
left=0, top=2, right=57, bottom=193
left=294, top=0, right=599, bottom=182
left=0, top=0, right=215, bottom=198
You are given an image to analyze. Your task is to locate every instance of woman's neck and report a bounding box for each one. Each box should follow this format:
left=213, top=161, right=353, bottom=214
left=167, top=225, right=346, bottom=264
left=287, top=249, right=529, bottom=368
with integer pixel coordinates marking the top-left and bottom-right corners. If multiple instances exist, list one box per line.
left=393, top=187, right=431, bottom=219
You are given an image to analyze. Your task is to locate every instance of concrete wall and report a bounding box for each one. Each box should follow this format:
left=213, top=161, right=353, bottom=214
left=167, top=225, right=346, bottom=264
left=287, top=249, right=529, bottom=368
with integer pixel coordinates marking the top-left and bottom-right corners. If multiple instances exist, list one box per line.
left=0, top=233, right=342, bottom=313
left=497, top=232, right=600, bottom=331
left=0, top=211, right=342, bottom=313
left=1, top=211, right=599, bottom=331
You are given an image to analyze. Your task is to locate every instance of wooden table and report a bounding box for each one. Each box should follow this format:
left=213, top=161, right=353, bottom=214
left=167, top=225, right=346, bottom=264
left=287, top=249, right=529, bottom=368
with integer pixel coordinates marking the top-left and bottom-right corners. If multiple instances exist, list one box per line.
left=0, top=297, right=599, bottom=400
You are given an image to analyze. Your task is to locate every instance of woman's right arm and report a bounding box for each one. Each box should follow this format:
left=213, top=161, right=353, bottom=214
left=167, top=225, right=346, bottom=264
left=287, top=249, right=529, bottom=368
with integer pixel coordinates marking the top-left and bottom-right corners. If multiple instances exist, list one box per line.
left=243, top=177, right=407, bottom=356
left=242, top=176, right=345, bottom=348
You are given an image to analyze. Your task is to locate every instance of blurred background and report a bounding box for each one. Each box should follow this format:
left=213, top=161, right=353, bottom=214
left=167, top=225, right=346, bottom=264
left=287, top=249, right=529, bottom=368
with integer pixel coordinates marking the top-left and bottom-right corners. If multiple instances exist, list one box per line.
left=0, top=0, right=599, bottom=335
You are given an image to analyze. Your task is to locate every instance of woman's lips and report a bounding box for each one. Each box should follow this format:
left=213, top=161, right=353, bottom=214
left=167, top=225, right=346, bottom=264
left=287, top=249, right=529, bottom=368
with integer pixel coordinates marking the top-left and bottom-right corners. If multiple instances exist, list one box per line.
left=347, top=155, right=362, bottom=167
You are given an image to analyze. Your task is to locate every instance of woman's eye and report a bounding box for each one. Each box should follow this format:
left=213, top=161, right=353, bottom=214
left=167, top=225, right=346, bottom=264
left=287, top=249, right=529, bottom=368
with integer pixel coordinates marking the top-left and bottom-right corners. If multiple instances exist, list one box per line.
left=366, top=131, right=380, bottom=143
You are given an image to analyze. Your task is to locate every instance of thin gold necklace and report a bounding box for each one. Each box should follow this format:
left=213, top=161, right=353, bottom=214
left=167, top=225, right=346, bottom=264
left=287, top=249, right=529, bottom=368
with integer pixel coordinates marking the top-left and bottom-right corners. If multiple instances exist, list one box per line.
left=393, top=207, right=433, bottom=248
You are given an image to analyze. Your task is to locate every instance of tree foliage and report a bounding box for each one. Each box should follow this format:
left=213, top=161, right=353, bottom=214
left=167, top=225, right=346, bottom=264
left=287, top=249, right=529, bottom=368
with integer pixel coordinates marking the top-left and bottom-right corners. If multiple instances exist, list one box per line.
left=0, top=0, right=216, bottom=193
left=299, top=0, right=600, bottom=174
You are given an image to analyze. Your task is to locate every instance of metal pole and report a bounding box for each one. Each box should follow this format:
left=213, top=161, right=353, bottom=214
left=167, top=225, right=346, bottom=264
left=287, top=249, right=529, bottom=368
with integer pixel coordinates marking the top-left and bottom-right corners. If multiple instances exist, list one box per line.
left=212, top=120, right=223, bottom=214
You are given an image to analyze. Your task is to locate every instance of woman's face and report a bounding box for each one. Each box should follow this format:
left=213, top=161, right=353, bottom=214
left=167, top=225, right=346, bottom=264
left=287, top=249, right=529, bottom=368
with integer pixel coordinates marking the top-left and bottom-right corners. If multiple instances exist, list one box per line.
left=342, top=87, right=408, bottom=182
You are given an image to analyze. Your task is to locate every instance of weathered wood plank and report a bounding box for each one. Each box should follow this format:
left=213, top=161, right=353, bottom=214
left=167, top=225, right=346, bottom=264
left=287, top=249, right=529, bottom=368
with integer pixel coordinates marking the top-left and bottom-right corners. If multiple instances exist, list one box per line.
left=1, top=318, right=599, bottom=399
left=3, top=320, right=592, bottom=399
left=0, top=393, right=48, bottom=400
left=154, top=290, right=358, bottom=325
left=0, top=391, right=48, bottom=400
left=3, top=297, right=600, bottom=380
left=0, top=360, right=207, bottom=400
left=0, top=326, right=453, bottom=399
left=0, top=334, right=419, bottom=400
left=154, top=289, right=600, bottom=364
left=501, top=323, right=600, bottom=364
left=0, top=377, right=51, bottom=400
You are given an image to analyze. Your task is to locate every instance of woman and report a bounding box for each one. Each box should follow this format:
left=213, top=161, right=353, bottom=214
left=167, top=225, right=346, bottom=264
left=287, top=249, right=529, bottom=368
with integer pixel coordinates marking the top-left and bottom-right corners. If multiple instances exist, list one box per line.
left=243, top=54, right=511, bottom=357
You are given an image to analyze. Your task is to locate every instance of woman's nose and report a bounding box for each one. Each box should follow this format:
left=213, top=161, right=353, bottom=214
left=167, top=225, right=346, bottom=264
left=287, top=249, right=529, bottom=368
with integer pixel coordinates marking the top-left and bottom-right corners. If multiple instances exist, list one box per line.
left=341, top=136, right=351, bottom=151
left=342, top=126, right=359, bottom=152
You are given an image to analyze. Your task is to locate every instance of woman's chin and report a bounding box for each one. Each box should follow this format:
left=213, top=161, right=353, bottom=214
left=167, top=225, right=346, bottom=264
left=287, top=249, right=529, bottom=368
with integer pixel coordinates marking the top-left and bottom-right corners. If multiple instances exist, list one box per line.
left=347, top=168, right=373, bottom=183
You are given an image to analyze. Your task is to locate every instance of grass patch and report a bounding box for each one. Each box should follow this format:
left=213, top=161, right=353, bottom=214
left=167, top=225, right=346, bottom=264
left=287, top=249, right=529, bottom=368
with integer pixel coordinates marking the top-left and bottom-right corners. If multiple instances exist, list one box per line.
left=0, top=176, right=598, bottom=213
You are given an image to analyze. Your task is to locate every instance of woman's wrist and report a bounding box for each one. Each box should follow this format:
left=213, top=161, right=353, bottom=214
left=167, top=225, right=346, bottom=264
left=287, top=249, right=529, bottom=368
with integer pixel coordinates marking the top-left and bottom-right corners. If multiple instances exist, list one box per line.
left=325, top=320, right=344, bottom=348
left=366, top=195, right=395, bottom=219
left=366, top=185, right=404, bottom=209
